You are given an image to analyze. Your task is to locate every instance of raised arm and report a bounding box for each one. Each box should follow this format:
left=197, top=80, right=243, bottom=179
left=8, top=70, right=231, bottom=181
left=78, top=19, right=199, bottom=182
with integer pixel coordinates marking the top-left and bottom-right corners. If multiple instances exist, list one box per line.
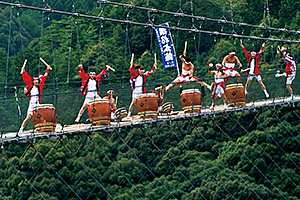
left=78, top=64, right=89, bottom=80
left=146, top=63, right=157, bottom=77
left=259, top=42, right=265, bottom=54
left=222, top=55, right=228, bottom=66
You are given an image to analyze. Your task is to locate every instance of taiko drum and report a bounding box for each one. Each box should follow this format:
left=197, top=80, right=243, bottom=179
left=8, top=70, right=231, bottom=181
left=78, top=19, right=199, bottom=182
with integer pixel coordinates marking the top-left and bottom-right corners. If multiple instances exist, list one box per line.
left=32, top=104, right=57, bottom=132
left=88, top=99, right=111, bottom=125
left=181, top=89, right=202, bottom=113
left=225, top=83, right=246, bottom=107
left=136, top=93, right=158, bottom=119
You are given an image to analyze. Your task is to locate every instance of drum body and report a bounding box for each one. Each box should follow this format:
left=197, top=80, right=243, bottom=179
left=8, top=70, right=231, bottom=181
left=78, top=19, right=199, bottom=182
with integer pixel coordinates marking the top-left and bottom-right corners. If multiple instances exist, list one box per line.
left=161, top=102, right=174, bottom=113
left=136, top=93, right=158, bottom=118
left=32, top=104, right=57, bottom=132
left=225, top=83, right=246, bottom=107
left=181, top=89, right=202, bottom=113
left=88, top=99, right=111, bottom=125
left=115, top=107, right=128, bottom=120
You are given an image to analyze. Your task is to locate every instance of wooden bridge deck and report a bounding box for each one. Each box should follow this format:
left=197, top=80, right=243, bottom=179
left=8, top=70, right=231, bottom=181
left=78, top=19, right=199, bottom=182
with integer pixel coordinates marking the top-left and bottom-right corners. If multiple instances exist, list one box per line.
left=1, top=96, right=299, bottom=146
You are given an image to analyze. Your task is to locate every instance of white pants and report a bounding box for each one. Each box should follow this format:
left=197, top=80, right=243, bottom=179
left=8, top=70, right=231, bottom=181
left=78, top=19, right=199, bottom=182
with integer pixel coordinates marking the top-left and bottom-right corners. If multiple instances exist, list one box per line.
left=84, top=95, right=100, bottom=105
left=247, top=75, right=262, bottom=81
left=27, top=102, right=40, bottom=115
left=286, top=75, right=295, bottom=85
left=132, top=89, right=143, bottom=99
left=224, top=69, right=239, bottom=77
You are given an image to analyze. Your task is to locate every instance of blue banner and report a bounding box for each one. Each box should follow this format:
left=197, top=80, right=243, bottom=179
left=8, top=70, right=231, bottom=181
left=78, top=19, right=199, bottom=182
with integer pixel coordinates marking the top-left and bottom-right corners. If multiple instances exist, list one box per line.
left=154, top=24, right=177, bottom=69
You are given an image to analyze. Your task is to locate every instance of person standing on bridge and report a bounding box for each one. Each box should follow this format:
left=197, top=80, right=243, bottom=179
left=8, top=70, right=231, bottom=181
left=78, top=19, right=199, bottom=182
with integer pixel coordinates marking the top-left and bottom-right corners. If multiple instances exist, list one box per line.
left=276, top=47, right=296, bottom=100
left=240, top=40, right=269, bottom=98
left=19, top=60, right=52, bottom=134
left=164, top=54, right=212, bottom=91
left=222, top=50, right=243, bottom=83
left=103, top=89, right=117, bottom=119
left=127, top=60, right=157, bottom=118
left=75, top=64, right=113, bottom=122
left=208, top=63, right=228, bottom=110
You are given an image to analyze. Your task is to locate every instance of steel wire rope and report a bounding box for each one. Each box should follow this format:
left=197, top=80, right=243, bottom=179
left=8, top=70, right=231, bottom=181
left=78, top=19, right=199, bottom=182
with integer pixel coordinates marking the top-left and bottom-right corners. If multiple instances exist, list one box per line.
left=94, top=0, right=300, bottom=35
left=16, top=5, right=25, bottom=60
left=87, top=133, right=146, bottom=199
left=29, top=142, right=84, bottom=200
left=244, top=109, right=300, bottom=200
left=1, top=1, right=300, bottom=44
left=38, top=0, right=46, bottom=74
left=57, top=137, right=115, bottom=200
left=0, top=148, right=47, bottom=200
left=123, top=10, right=131, bottom=86
left=116, top=127, right=178, bottom=199
left=167, top=119, right=262, bottom=199
left=229, top=110, right=300, bottom=199
left=139, top=126, right=207, bottom=199
left=4, top=2, right=13, bottom=98
left=211, top=116, right=289, bottom=199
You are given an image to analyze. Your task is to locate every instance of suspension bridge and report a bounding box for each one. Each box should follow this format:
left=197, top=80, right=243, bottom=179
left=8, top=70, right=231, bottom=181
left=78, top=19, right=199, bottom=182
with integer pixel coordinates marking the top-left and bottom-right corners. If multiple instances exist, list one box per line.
left=0, top=0, right=300, bottom=199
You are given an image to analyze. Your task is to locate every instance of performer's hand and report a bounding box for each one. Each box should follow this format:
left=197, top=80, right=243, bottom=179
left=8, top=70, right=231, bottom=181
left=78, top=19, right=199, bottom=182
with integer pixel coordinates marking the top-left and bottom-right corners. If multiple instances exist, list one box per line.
left=262, top=42, right=266, bottom=47
left=154, top=63, right=157, bottom=68
left=183, top=50, right=187, bottom=56
left=240, top=39, right=243, bottom=47
left=241, top=69, right=244, bottom=73
left=47, top=65, right=52, bottom=70
left=209, top=63, right=213, bottom=68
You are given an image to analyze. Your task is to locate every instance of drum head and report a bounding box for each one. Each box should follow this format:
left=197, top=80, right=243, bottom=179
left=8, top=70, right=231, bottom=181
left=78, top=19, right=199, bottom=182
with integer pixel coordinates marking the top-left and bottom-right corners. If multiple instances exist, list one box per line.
left=137, top=93, right=156, bottom=99
left=181, top=89, right=200, bottom=95
left=33, top=104, right=54, bottom=110
left=89, top=98, right=109, bottom=105
left=226, top=83, right=244, bottom=89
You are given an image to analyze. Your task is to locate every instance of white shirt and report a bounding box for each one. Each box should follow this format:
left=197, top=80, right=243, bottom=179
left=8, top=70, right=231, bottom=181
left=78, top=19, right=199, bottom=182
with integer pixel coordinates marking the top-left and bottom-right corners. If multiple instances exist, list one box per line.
left=86, top=79, right=98, bottom=98
left=133, top=75, right=143, bottom=93
left=30, top=86, right=39, bottom=104
left=249, top=59, right=255, bottom=75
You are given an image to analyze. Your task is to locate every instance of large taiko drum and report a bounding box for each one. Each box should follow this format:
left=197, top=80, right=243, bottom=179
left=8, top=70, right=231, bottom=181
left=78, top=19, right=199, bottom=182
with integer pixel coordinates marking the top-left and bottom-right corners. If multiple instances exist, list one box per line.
left=88, top=99, right=111, bottom=125
left=136, top=93, right=158, bottom=118
left=225, top=83, right=246, bottom=107
left=181, top=89, right=202, bottom=113
left=115, top=107, right=127, bottom=120
left=32, top=104, right=57, bottom=132
left=162, top=102, right=174, bottom=113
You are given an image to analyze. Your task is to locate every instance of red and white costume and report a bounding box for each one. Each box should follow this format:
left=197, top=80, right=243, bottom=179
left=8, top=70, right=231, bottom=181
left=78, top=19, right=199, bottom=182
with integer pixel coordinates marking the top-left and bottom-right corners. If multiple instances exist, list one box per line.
left=174, top=68, right=199, bottom=86
left=78, top=68, right=108, bottom=104
left=22, top=68, right=49, bottom=114
left=283, top=55, right=296, bottom=84
left=223, top=63, right=239, bottom=77
left=211, top=76, right=225, bottom=99
left=129, top=64, right=156, bottom=99
left=242, top=45, right=264, bottom=81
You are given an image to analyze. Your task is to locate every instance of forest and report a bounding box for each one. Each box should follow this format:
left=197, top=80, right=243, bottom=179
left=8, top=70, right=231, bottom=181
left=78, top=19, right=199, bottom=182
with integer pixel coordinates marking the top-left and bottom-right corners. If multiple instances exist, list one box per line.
left=0, top=0, right=300, bottom=199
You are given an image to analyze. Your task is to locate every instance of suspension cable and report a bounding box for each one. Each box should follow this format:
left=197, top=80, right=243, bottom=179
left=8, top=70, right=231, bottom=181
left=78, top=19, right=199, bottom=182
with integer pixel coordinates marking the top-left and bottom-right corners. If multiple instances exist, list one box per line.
left=0, top=1, right=299, bottom=43
left=4, top=3, right=12, bottom=98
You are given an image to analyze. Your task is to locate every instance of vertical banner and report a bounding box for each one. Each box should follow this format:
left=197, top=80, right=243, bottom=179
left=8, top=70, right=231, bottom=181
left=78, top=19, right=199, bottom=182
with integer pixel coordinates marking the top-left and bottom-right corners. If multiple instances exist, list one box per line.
left=154, top=24, right=177, bottom=69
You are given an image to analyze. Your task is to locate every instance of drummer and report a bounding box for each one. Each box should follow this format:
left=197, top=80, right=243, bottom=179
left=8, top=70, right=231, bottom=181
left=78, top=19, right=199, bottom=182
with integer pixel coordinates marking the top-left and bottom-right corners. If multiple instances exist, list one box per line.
left=164, top=55, right=213, bottom=91
left=275, top=47, right=296, bottom=100
left=75, top=64, right=113, bottom=122
left=103, top=89, right=117, bottom=119
left=222, top=50, right=243, bottom=83
left=208, top=63, right=227, bottom=109
left=127, top=62, right=157, bottom=118
left=153, top=85, right=164, bottom=112
left=240, top=40, right=269, bottom=98
left=19, top=61, right=51, bottom=134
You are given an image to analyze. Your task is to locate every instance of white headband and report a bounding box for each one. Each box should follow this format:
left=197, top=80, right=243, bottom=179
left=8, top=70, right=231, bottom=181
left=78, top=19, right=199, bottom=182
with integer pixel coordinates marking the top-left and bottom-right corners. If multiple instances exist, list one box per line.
left=250, top=52, right=256, bottom=55
left=107, top=90, right=114, bottom=94
left=229, top=52, right=235, bottom=55
left=139, top=69, right=145, bottom=72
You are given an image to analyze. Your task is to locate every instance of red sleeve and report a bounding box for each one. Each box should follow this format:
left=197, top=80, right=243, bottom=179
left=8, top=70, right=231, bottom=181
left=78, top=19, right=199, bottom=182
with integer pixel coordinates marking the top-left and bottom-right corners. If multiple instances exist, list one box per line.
left=145, top=64, right=156, bottom=77
left=78, top=68, right=89, bottom=80
left=242, top=46, right=251, bottom=61
left=129, top=65, right=138, bottom=77
left=22, top=72, right=32, bottom=86
left=96, top=69, right=108, bottom=80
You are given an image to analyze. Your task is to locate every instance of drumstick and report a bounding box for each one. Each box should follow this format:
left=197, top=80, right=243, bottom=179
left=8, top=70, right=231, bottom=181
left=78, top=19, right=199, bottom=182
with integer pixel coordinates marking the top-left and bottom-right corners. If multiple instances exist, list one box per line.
left=154, top=53, right=157, bottom=64
left=131, top=53, right=134, bottom=64
left=183, top=41, right=187, bottom=56
left=241, top=68, right=250, bottom=73
left=115, top=96, right=118, bottom=106
left=40, top=57, right=53, bottom=70
left=20, top=59, right=27, bottom=74
left=106, top=65, right=116, bottom=71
